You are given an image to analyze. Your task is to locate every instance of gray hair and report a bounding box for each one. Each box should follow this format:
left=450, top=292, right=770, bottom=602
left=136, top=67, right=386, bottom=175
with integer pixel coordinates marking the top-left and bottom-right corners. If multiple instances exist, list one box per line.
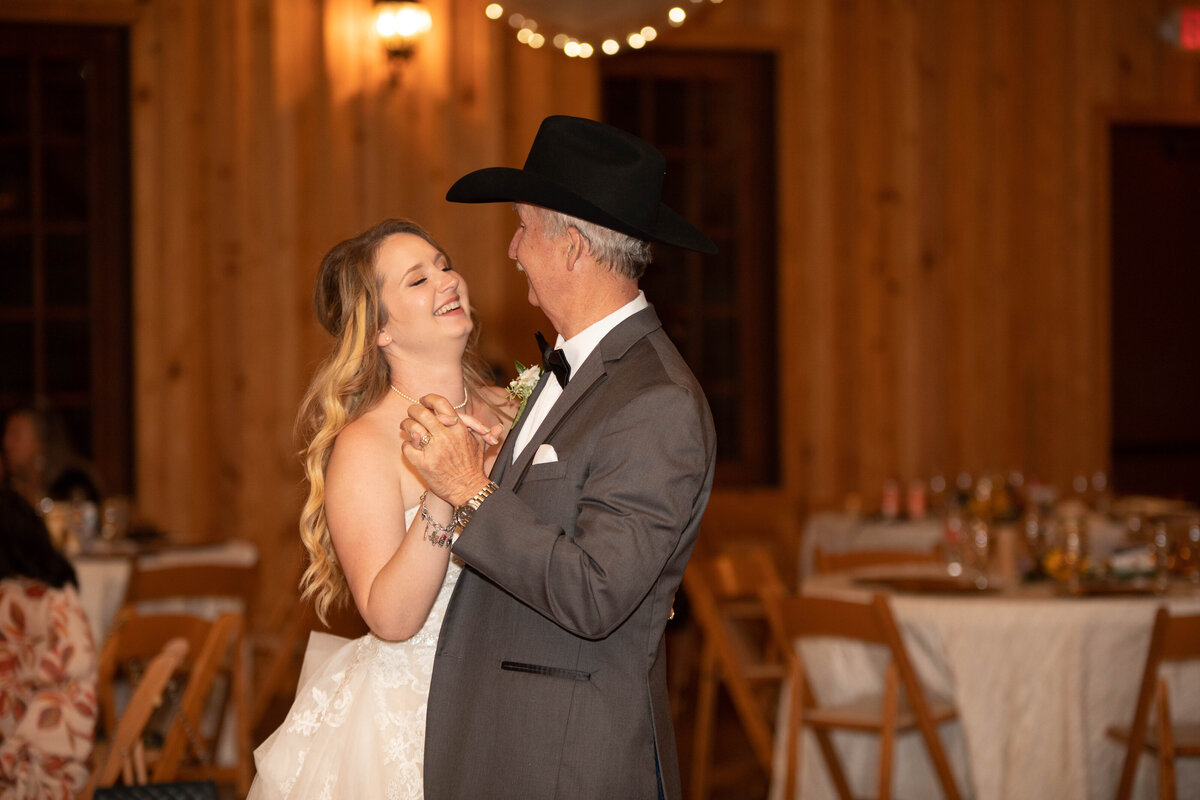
left=536, top=207, right=652, bottom=280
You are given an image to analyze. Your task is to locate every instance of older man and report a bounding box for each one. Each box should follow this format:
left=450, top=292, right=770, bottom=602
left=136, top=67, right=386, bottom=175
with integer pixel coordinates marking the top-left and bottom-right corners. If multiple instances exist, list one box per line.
left=403, top=115, right=717, bottom=799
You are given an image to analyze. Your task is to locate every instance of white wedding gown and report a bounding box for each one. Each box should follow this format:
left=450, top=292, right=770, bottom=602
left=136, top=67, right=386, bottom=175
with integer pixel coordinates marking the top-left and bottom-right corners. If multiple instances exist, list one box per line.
left=249, top=507, right=460, bottom=800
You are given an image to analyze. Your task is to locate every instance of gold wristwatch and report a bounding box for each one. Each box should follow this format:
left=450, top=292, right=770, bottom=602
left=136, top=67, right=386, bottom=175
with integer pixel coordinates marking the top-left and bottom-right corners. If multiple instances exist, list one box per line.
left=452, top=481, right=499, bottom=529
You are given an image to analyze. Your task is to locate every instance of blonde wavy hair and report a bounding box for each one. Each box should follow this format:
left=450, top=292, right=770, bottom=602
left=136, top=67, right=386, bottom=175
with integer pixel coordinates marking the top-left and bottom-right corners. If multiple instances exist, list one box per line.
left=295, top=219, right=498, bottom=623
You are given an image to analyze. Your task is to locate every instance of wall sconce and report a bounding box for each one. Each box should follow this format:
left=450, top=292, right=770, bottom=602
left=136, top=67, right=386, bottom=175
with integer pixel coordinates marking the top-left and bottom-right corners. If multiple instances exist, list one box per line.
left=374, top=0, right=433, bottom=62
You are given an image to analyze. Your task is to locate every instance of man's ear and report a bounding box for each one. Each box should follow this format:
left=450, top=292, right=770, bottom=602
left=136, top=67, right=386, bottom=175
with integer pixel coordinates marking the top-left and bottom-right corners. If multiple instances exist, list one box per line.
left=564, top=226, right=587, bottom=272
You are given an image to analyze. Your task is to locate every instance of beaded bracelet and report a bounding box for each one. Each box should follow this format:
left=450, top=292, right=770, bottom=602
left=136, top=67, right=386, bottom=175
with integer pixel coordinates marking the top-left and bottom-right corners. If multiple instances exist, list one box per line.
left=419, top=491, right=456, bottom=548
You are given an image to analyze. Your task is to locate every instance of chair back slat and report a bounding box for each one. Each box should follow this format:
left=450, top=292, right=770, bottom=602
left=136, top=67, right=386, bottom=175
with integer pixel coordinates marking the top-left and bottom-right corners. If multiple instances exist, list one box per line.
left=126, top=562, right=257, bottom=611
left=703, top=549, right=785, bottom=599
left=1160, top=613, right=1200, bottom=661
left=767, top=593, right=890, bottom=646
left=814, top=548, right=940, bottom=575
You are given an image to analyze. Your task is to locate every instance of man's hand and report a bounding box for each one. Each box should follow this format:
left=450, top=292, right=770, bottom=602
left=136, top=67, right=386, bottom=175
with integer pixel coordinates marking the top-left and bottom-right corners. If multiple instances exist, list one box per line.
left=400, top=394, right=501, bottom=506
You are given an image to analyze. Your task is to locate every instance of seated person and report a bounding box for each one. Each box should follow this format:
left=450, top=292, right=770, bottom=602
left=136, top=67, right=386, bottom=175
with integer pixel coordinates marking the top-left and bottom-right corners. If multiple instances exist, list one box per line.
left=0, top=488, right=97, bottom=799
left=2, top=405, right=102, bottom=508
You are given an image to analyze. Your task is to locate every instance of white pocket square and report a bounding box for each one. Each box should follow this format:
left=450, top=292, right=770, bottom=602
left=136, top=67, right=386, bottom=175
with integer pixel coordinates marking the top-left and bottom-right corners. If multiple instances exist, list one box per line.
left=532, top=444, right=558, bottom=465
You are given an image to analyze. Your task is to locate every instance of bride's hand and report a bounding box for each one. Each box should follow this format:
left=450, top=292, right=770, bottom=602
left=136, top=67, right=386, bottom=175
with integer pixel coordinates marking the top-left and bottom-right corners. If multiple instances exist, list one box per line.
left=456, top=412, right=502, bottom=447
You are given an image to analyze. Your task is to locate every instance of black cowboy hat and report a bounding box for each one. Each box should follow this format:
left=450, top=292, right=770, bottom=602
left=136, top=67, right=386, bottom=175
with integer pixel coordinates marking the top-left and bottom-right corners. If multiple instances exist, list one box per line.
left=446, top=115, right=717, bottom=255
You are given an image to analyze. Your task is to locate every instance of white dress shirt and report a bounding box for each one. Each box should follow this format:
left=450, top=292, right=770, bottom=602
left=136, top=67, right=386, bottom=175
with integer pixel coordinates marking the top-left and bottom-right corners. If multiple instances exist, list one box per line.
left=512, top=291, right=649, bottom=461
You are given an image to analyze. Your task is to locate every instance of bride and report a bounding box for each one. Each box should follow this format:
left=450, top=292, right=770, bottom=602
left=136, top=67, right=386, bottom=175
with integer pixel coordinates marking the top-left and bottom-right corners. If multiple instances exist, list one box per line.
left=249, top=219, right=512, bottom=799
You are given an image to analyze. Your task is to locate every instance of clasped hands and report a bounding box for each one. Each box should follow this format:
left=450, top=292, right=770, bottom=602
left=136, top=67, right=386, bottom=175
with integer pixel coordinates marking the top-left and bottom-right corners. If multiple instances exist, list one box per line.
left=400, top=394, right=502, bottom=507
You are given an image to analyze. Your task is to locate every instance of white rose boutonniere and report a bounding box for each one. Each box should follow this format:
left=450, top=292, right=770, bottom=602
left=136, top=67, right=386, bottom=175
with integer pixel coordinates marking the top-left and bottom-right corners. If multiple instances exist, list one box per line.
left=507, top=361, right=542, bottom=424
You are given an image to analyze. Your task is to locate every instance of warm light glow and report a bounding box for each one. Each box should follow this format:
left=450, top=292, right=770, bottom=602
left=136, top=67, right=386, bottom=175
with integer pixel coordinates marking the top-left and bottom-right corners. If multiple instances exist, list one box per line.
left=553, top=33, right=570, bottom=49
left=529, top=33, right=546, bottom=48
left=627, top=33, right=646, bottom=48
left=375, top=2, right=432, bottom=59
left=602, top=38, right=620, bottom=55
left=641, top=26, right=657, bottom=41
left=668, top=7, right=687, bottom=25
left=517, top=27, right=533, bottom=43
left=564, top=41, right=581, bottom=57
left=376, top=5, right=432, bottom=38
left=578, top=43, right=594, bottom=58
left=507, top=13, right=525, bottom=27
left=485, top=4, right=503, bottom=20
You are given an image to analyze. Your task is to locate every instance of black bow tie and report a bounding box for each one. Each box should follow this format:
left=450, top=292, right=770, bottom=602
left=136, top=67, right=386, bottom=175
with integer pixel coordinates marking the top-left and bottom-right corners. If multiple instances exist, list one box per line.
left=536, top=331, right=570, bottom=388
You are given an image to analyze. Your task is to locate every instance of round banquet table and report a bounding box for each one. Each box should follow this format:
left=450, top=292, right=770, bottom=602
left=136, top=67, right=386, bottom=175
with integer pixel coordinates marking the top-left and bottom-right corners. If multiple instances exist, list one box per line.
left=769, top=568, right=1200, bottom=800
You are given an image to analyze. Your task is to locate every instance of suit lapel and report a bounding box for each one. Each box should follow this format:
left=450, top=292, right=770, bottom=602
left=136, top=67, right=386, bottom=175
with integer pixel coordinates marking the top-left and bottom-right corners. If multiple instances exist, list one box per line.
left=505, top=306, right=664, bottom=489
left=489, top=368, right=554, bottom=488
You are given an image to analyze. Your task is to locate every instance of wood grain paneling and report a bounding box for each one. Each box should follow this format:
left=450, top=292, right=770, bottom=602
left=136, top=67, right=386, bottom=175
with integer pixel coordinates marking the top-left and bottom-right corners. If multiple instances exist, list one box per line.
left=7, top=0, right=1200, bottom=598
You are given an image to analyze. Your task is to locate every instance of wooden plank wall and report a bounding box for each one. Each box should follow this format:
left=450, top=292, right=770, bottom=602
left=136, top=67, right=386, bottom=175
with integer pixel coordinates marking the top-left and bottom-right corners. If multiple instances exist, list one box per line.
left=686, top=0, right=1200, bottom=565
left=6, top=0, right=1199, bottom=593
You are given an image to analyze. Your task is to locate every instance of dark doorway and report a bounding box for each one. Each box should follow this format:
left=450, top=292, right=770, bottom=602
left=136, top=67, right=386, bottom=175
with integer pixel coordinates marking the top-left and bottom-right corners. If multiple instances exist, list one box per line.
left=601, top=50, right=779, bottom=488
left=1110, top=122, right=1200, bottom=502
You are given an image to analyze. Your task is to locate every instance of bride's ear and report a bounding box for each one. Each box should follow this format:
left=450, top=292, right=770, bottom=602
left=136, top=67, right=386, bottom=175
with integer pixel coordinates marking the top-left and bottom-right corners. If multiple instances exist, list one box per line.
left=377, top=328, right=392, bottom=348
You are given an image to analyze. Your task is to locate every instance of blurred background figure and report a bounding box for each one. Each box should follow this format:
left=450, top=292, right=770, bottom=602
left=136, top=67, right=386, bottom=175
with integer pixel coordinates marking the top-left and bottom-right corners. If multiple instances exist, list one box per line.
left=0, top=488, right=97, bottom=799
left=2, top=404, right=102, bottom=508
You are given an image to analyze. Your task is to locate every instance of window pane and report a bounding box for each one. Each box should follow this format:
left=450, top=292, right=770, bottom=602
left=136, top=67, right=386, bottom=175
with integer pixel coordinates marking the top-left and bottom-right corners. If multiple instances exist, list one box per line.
left=0, top=145, right=30, bottom=218
left=701, top=247, right=736, bottom=306
left=41, top=58, right=89, bottom=136
left=700, top=81, right=735, bottom=149
left=651, top=80, right=688, bottom=148
left=43, top=144, right=88, bottom=220
left=60, top=404, right=93, bottom=460
left=0, top=57, right=28, bottom=136
left=45, top=234, right=90, bottom=307
left=710, top=393, right=741, bottom=462
left=0, top=322, right=33, bottom=393
left=701, top=157, right=736, bottom=237
left=46, top=321, right=91, bottom=392
left=602, top=78, right=640, bottom=131
left=701, top=316, right=738, bottom=384
left=661, top=156, right=687, bottom=218
left=0, top=234, right=33, bottom=307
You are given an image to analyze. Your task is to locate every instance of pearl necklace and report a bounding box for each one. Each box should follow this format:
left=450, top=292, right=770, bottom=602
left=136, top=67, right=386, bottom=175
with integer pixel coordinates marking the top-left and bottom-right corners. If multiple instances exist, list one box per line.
left=390, top=382, right=469, bottom=411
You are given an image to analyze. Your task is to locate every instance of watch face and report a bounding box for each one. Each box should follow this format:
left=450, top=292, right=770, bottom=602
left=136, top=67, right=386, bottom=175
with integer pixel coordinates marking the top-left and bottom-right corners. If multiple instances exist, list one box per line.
left=453, top=506, right=473, bottom=528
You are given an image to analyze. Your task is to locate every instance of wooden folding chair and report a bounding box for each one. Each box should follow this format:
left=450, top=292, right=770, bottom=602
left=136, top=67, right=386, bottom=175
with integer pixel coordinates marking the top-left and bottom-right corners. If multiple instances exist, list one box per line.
left=82, top=638, right=190, bottom=798
left=124, top=561, right=257, bottom=795
left=96, top=608, right=241, bottom=794
left=764, top=591, right=962, bottom=800
left=682, top=547, right=788, bottom=800
left=1107, top=607, right=1200, bottom=800
left=813, top=547, right=941, bottom=575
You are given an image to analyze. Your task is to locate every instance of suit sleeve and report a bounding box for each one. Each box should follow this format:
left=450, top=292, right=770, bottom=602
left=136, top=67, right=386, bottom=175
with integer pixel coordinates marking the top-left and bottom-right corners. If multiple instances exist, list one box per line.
left=450, top=381, right=712, bottom=639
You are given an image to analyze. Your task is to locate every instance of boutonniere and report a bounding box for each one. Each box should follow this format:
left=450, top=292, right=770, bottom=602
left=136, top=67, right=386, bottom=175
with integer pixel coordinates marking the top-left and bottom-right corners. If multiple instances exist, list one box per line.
left=507, top=361, right=542, bottom=424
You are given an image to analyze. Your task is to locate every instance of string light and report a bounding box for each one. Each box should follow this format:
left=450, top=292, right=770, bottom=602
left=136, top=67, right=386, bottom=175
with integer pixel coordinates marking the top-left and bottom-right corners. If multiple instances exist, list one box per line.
left=483, top=1, right=724, bottom=57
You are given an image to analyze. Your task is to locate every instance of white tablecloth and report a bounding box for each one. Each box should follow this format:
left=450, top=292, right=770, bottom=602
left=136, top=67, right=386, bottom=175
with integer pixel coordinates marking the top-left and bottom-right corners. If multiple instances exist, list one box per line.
left=770, top=570, right=1200, bottom=800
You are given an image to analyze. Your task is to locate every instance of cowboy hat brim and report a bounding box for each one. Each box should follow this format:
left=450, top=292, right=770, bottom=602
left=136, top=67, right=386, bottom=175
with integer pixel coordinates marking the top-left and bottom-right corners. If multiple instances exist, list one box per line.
left=446, top=167, right=718, bottom=255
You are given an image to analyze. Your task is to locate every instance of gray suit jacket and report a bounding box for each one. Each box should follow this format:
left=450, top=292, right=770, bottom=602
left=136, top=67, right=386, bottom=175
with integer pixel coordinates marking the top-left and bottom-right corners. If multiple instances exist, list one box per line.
left=423, top=306, right=716, bottom=799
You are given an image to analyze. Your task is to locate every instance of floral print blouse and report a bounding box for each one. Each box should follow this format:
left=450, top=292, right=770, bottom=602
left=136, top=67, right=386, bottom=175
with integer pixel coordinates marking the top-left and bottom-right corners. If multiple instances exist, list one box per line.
left=0, top=577, right=97, bottom=799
